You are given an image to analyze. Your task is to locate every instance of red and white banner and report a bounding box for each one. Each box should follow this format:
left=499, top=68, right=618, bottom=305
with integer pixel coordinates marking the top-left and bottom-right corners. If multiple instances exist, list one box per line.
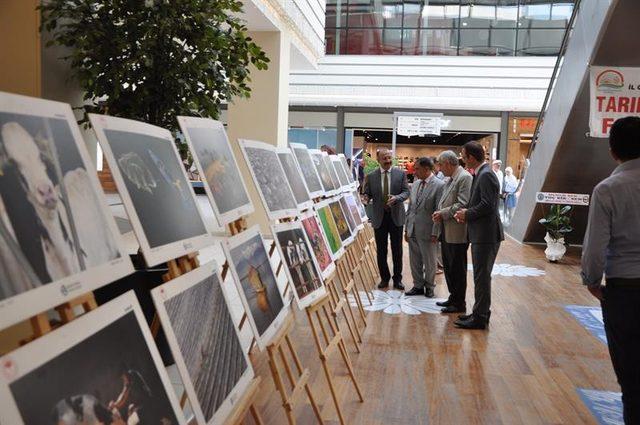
left=590, top=66, right=640, bottom=138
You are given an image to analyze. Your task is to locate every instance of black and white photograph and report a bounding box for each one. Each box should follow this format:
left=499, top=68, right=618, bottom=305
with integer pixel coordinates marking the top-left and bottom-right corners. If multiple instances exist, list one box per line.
left=178, top=117, right=254, bottom=226
left=309, top=149, right=338, bottom=196
left=344, top=193, right=364, bottom=229
left=0, top=92, right=132, bottom=330
left=0, top=291, right=184, bottom=425
left=330, top=155, right=351, bottom=190
left=276, top=147, right=313, bottom=211
left=151, top=262, right=254, bottom=425
left=352, top=189, right=369, bottom=221
left=338, top=154, right=357, bottom=187
left=238, top=140, right=298, bottom=221
left=339, top=195, right=359, bottom=235
left=223, top=226, right=289, bottom=350
left=290, top=143, right=324, bottom=198
left=271, top=221, right=325, bottom=309
left=90, top=114, right=212, bottom=267
left=322, top=154, right=343, bottom=194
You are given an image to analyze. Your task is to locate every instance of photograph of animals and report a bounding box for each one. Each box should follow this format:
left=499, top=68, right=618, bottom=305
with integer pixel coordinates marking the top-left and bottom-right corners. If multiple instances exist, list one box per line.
left=344, top=193, right=364, bottom=228
left=102, top=129, right=208, bottom=249
left=161, top=271, right=249, bottom=424
left=0, top=108, right=126, bottom=311
left=331, top=156, right=350, bottom=188
left=310, top=151, right=337, bottom=193
left=226, top=229, right=285, bottom=340
left=239, top=141, right=297, bottom=220
left=180, top=119, right=252, bottom=224
left=290, top=144, right=323, bottom=197
left=339, top=195, right=358, bottom=233
left=300, top=213, right=334, bottom=274
left=5, top=309, right=180, bottom=425
left=273, top=224, right=323, bottom=307
left=316, top=205, right=343, bottom=256
left=329, top=199, right=352, bottom=243
left=276, top=149, right=311, bottom=209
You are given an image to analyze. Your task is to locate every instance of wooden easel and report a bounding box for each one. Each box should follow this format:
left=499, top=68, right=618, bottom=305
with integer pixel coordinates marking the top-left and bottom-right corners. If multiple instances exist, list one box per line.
left=225, top=376, right=266, bottom=425
left=323, top=273, right=361, bottom=354
left=266, top=314, right=323, bottom=424
left=344, top=238, right=373, bottom=307
left=350, top=231, right=376, bottom=303
left=335, top=255, right=367, bottom=337
left=305, top=293, right=364, bottom=425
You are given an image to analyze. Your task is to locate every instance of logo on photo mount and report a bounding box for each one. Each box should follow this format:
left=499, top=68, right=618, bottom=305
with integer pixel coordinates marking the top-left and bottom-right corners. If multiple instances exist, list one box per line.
left=60, top=284, right=69, bottom=297
left=596, top=69, right=624, bottom=92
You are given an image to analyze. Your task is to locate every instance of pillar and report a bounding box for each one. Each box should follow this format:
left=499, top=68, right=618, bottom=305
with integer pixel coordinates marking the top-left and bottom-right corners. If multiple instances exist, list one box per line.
left=227, top=31, right=291, bottom=235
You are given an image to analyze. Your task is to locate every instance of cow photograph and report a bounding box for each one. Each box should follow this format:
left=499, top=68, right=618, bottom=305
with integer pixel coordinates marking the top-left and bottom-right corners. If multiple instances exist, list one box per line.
left=0, top=112, right=122, bottom=303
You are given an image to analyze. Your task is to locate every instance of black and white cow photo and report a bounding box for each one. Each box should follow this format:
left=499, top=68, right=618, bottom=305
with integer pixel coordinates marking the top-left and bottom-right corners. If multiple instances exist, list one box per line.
left=0, top=112, right=121, bottom=301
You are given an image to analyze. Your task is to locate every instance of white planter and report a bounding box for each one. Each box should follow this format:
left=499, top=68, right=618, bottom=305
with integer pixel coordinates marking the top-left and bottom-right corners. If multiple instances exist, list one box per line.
left=544, top=232, right=566, bottom=262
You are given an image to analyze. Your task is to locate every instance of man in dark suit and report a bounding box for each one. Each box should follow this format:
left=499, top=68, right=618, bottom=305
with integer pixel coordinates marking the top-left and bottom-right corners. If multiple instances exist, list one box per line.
left=453, top=141, right=504, bottom=329
left=362, top=149, right=410, bottom=289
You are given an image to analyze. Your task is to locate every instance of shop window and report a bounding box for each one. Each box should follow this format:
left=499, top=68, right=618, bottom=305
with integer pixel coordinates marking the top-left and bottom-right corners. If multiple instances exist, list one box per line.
left=325, top=29, right=347, bottom=55
left=402, top=29, right=457, bottom=55
left=516, top=28, right=564, bottom=56
left=458, top=28, right=515, bottom=56
left=460, top=0, right=519, bottom=29
left=346, top=28, right=403, bottom=55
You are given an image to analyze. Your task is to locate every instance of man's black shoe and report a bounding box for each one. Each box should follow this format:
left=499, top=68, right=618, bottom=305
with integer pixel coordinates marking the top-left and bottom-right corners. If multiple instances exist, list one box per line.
left=377, top=281, right=389, bottom=289
left=393, top=282, right=405, bottom=290
left=458, top=311, right=490, bottom=322
left=436, top=300, right=452, bottom=307
left=405, top=287, right=424, bottom=296
left=424, top=287, right=435, bottom=298
left=454, top=315, right=488, bottom=330
left=441, top=305, right=465, bottom=313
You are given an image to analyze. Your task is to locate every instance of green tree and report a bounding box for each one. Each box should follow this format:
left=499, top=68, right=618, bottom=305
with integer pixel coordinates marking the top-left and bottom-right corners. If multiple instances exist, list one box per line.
left=40, top=0, right=269, bottom=133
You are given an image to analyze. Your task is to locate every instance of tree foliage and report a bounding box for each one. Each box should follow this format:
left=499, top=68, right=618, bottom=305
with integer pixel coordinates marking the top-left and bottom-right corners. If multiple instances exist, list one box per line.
left=40, top=0, right=270, bottom=133
left=539, top=204, right=573, bottom=241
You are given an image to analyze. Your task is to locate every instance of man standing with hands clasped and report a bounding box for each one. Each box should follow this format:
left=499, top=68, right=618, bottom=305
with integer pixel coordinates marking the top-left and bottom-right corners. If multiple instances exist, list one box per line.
left=404, top=157, right=444, bottom=298
left=581, top=117, right=640, bottom=423
left=452, top=141, right=503, bottom=330
left=362, top=149, right=410, bottom=290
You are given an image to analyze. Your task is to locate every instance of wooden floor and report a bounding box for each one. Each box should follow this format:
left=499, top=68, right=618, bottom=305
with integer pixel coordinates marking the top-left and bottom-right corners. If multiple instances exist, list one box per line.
left=247, top=237, right=617, bottom=425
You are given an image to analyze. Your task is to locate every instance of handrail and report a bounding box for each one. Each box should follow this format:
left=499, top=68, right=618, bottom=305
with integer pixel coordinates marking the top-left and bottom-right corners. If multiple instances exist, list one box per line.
left=527, top=0, right=583, bottom=158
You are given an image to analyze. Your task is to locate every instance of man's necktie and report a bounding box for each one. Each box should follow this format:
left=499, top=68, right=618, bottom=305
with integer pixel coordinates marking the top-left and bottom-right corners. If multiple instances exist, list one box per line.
left=417, top=180, right=426, bottom=200
left=382, top=171, right=389, bottom=201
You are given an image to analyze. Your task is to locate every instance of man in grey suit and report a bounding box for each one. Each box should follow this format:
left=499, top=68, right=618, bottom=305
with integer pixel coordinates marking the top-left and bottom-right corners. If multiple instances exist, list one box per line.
left=404, top=157, right=445, bottom=298
left=432, top=151, right=473, bottom=313
left=454, top=141, right=504, bottom=330
left=362, top=149, right=410, bottom=289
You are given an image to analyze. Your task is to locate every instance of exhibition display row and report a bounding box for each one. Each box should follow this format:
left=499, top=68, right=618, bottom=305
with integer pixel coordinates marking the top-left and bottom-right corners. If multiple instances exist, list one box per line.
left=0, top=91, right=374, bottom=424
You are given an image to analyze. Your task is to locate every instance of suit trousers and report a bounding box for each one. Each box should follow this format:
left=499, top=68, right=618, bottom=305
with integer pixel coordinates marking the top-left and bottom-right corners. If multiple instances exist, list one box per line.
left=408, top=236, right=437, bottom=290
left=601, top=284, right=640, bottom=424
left=441, top=240, right=469, bottom=306
left=470, top=242, right=500, bottom=319
left=374, top=210, right=403, bottom=284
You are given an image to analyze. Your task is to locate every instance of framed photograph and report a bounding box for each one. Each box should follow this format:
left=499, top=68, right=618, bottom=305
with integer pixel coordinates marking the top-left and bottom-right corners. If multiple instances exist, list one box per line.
left=315, top=200, right=344, bottom=259
left=300, top=210, right=335, bottom=279
left=177, top=117, right=254, bottom=226
left=330, top=155, right=351, bottom=191
left=339, top=195, right=360, bottom=234
left=290, top=143, right=324, bottom=199
left=338, top=154, right=358, bottom=188
left=352, top=189, right=369, bottom=222
left=271, top=221, right=326, bottom=309
left=329, top=197, right=354, bottom=245
left=223, top=225, right=289, bottom=350
left=322, top=154, right=342, bottom=194
left=0, top=291, right=184, bottom=425
left=151, top=261, right=254, bottom=425
left=309, top=149, right=338, bottom=197
left=238, top=139, right=298, bottom=221
left=90, top=114, right=212, bottom=267
left=275, top=147, right=313, bottom=212
left=344, top=193, right=364, bottom=230
left=0, top=92, right=133, bottom=330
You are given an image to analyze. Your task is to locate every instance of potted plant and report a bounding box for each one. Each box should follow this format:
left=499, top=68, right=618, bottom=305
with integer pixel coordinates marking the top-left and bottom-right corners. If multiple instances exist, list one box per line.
left=539, top=205, right=573, bottom=262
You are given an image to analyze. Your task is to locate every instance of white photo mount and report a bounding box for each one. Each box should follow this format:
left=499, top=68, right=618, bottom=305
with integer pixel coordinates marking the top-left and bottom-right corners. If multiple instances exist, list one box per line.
left=322, top=153, right=342, bottom=195
left=315, top=199, right=345, bottom=260
left=222, top=225, right=290, bottom=351
left=151, top=261, right=255, bottom=425
left=289, top=143, right=325, bottom=199
left=309, top=149, right=339, bottom=197
left=338, top=153, right=358, bottom=190
left=329, top=155, right=351, bottom=193
left=0, top=92, right=133, bottom=330
left=270, top=221, right=327, bottom=309
left=0, top=290, right=185, bottom=425
left=238, top=139, right=299, bottom=222
left=299, top=209, right=336, bottom=280
left=351, top=189, right=369, bottom=223
left=177, top=117, right=254, bottom=227
left=329, top=195, right=355, bottom=246
left=344, top=192, right=365, bottom=230
left=90, top=114, right=213, bottom=268
left=275, top=147, right=314, bottom=212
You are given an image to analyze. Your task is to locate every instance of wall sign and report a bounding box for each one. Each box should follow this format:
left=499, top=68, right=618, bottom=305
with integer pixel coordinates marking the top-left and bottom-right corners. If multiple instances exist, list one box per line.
left=590, top=66, right=640, bottom=137
left=536, top=192, right=590, bottom=206
left=397, top=115, right=442, bottom=136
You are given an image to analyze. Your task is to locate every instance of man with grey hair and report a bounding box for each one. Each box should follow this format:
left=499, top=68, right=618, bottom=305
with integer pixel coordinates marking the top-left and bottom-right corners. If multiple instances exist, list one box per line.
left=432, top=150, right=473, bottom=313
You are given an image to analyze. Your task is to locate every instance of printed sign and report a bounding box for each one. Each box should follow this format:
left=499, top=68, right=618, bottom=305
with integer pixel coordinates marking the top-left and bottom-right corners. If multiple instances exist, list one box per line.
left=397, top=115, right=442, bottom=136
left=536, top=192, right=590, bottom=206
left=590, top=66, right=640, bottom=137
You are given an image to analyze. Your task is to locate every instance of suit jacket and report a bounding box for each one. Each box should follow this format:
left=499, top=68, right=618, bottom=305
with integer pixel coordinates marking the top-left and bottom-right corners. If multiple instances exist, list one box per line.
left=466, top=163, right=505, bottom=244
left=405, top=175, right=445, bottom=240
left=437, top=166, right=472, bottom=244
left=363, top=167, right=410, bottom=229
